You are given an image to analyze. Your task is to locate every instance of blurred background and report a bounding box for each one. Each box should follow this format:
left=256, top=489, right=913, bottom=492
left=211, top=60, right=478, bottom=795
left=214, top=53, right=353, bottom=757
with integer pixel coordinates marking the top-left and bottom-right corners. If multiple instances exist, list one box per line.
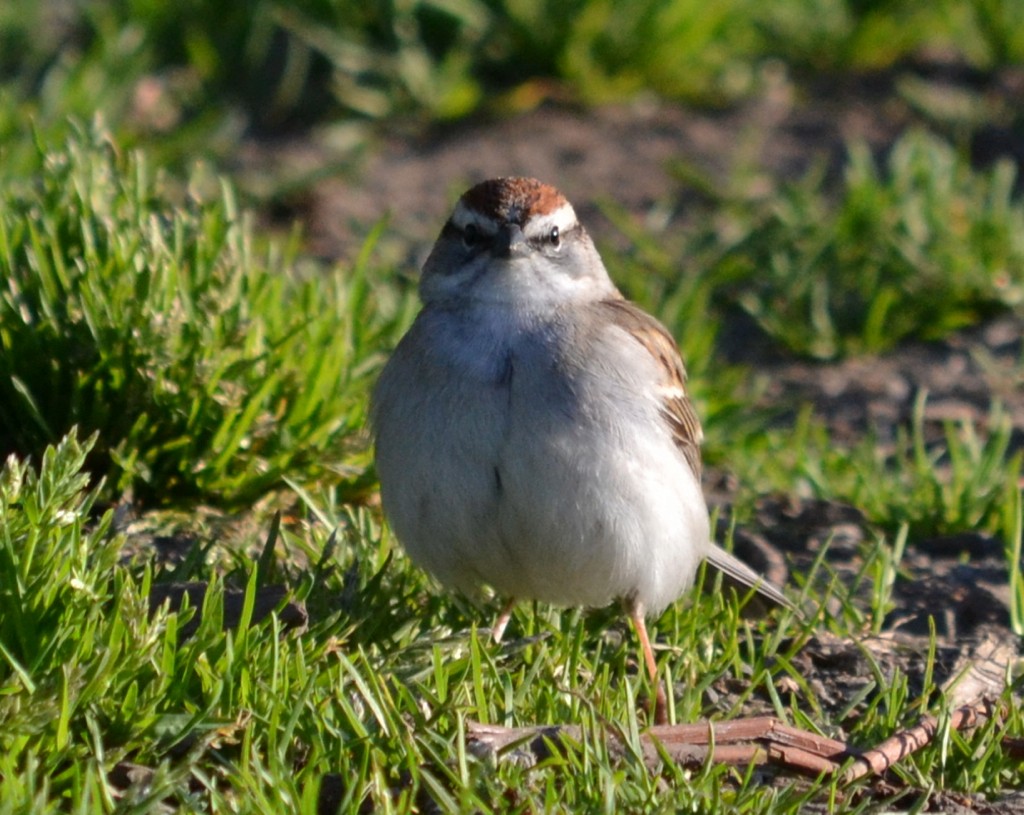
left=4, top=0, right=1023, bottom=255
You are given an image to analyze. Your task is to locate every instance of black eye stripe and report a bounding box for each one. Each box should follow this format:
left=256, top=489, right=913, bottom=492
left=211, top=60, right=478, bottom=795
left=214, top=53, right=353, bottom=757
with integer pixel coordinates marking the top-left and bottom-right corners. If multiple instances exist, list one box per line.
left=530, top=222, right=578, bottom=248
left=444, top=218, right=579, bottom=250
left=442, top=220, right=493, bottom=249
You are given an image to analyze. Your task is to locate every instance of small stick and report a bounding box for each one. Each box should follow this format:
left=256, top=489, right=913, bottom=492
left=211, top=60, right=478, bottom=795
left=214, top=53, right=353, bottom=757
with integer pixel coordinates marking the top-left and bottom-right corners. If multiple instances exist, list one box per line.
left=467, top=716, right=850, bottom=776
left=844, top=631, right=1015, bottom=783
left=843, top=697, right=996, bottom=783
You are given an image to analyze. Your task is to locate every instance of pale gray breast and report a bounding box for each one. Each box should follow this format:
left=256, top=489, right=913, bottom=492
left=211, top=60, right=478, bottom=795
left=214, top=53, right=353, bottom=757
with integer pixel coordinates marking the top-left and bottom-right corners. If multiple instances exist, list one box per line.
left=371, top=306, right=516, bottom=592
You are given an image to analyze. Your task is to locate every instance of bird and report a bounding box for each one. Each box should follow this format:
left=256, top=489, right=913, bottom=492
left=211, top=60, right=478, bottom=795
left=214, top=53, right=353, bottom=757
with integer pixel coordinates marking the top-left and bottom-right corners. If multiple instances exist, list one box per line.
left=371, top=177, right=790, bottom=721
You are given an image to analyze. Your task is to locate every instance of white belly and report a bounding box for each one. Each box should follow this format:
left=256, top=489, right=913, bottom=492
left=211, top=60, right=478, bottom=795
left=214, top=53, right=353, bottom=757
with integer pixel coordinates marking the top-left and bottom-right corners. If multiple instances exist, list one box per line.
left=372, top=306, right=710, bottom=615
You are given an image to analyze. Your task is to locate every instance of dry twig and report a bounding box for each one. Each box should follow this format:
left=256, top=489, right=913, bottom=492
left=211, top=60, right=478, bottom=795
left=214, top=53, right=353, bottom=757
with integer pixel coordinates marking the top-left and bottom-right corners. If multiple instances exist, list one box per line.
left=468, top=630, right=1018, bottom=783
left=467, top=717, right=849, bottom=776
left=843, top=630, right=1015, bottom=782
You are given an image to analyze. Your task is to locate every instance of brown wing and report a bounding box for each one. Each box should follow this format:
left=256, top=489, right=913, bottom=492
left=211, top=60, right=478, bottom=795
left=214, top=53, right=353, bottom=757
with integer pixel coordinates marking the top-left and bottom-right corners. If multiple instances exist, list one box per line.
left=595, top=298, right=703, bottom=480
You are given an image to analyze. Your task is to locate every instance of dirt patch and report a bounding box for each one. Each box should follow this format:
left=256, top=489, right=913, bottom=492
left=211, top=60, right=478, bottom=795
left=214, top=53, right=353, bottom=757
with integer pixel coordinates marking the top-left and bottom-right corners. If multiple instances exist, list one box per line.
left=252, top=70, right=911, bottom=260
left=741, top=314, right=1024, bottom=447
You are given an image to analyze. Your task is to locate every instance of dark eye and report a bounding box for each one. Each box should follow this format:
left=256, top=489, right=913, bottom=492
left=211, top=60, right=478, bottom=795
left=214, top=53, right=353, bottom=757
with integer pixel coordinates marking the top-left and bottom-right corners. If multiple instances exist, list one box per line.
left=463, top=223, right=480, bottom=248
left=548, top=226, right=561, bottom=248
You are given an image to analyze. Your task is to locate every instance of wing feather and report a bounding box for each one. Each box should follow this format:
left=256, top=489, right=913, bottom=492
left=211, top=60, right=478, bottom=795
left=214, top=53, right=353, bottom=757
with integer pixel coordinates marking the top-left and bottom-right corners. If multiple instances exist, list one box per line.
left=595, top=298, right=703, bottom=479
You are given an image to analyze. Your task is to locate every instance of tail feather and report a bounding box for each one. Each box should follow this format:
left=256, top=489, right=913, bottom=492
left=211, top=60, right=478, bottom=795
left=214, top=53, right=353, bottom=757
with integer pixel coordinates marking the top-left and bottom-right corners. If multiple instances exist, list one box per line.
left=705, top=542, right=795, bottom=612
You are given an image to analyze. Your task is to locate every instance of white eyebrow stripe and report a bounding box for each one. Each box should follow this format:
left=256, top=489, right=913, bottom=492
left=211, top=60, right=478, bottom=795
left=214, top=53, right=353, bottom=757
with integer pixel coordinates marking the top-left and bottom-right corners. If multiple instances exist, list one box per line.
left=451, top=199, right=578, bottom=234
left=522, top=202, right=578, bottom=236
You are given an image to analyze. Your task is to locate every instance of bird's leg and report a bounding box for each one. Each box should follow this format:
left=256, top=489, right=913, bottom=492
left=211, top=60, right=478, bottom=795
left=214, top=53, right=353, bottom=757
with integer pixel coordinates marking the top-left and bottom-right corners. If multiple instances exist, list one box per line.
left=491, top=597, right=516, bottom=643
left=628, top=601, right=668, bottom=725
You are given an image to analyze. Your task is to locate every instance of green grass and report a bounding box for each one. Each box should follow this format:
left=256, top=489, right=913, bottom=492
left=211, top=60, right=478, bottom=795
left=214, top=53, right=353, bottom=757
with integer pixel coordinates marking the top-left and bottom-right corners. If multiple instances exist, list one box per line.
left=0, top=121, right=409, bottom=504
left=2, top=433, right=1021, bottom=811
left=693, top=131, right=1024, bottom=360
left=726, top=395, right=1023, bottom=539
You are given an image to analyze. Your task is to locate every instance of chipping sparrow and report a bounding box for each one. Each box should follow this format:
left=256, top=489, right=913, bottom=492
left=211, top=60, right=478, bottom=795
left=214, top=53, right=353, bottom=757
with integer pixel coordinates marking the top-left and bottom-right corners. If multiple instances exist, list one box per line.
left=372, top=177, right=789, bottom=717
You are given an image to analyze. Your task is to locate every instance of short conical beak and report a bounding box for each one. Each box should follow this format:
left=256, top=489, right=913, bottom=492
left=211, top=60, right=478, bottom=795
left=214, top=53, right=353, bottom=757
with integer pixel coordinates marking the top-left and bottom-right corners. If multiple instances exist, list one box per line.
left=494, top=223, right=527, bottom=257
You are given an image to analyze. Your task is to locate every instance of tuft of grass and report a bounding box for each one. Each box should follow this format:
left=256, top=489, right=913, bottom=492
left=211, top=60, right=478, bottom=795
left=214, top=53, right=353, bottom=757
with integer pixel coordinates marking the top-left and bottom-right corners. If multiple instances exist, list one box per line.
left=603, top=128, right=1024, bottom=377
left=553, top=0, right=762, bottom=104
left=686, top=131, right=1019, bottom=359
left=0, top=429, right=112, bottom=689
left=729, top=394, right=1022, bottom=540
left=709, top=130, right=1024, bottom=359
left=755, top=0, right=965, bottom=72
left=0, top=121, right=409, bottom=504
